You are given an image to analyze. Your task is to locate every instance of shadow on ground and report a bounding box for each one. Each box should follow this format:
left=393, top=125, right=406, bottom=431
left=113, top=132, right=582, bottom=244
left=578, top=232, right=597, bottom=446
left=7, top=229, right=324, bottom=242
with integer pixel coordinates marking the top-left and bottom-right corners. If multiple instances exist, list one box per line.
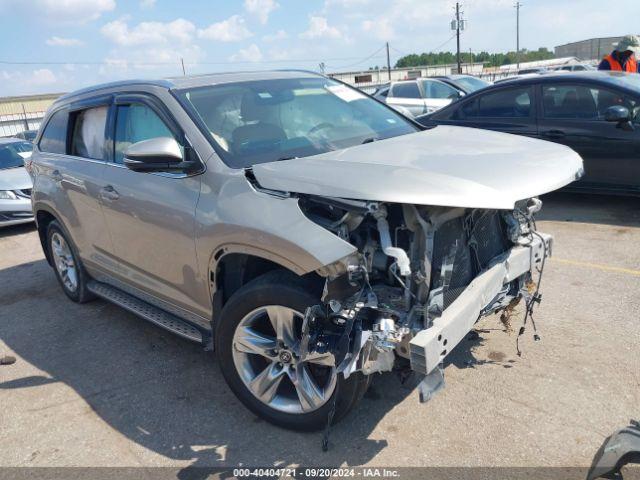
left=539, top=192, right=640, bottom=227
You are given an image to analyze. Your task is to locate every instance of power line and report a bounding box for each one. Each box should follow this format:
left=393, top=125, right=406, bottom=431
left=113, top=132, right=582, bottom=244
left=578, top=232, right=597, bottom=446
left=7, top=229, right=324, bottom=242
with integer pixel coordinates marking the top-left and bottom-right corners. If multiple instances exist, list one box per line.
left=0, top=53, right=389, bottom=67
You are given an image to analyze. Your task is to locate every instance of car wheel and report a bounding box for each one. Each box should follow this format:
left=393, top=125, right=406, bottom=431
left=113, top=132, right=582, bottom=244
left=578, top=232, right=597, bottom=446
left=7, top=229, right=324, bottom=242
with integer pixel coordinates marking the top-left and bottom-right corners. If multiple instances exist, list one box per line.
left=216, top=270, right=369, bottom=431
left=47, top=220, right=95, bottom=303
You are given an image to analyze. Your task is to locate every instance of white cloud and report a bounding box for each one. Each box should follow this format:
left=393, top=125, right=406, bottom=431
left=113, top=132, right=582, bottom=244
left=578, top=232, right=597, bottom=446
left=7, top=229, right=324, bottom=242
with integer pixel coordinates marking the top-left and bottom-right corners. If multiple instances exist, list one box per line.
left=140, top=0, right=156, bottom=7
left=262, top=29, right=288, bottom=42
left=30, top=69, right=57, bottom=86
left=300, top=16, right=341, bottom=40
left=38, top=0, right=116, bottom=23
left=198, top=15, right=253, bottom=42
left=46, top=36, right=85, bottom=46
left=361, top=17, right=394, bottom=40
left=101, top=18, right=196, bottom=46
left=244, top=0, right=279, bottom=25
left=230, top=44, right=263, bottom=62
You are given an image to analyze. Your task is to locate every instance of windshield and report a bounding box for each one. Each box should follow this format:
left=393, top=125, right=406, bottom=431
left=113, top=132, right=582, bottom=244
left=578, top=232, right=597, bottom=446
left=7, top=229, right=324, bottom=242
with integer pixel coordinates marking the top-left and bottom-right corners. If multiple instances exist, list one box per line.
left=0, top=141, right=32, bottom=170
left=454, top=76, right=490, bottom=92
left=175, top=77, right=419, bottom=168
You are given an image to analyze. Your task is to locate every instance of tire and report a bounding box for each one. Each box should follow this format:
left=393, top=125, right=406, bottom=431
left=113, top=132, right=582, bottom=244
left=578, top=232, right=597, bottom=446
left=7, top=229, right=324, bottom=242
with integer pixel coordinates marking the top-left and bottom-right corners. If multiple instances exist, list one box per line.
left=47, top=220, right=95, bottom=303
left=216, top=270, right=369, bottom=431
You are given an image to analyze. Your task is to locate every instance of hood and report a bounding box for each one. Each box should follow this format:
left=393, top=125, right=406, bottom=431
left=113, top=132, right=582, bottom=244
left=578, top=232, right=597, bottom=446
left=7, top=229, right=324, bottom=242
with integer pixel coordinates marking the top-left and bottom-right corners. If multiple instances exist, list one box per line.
left=251, top=126, right=584, bottom=209
left=0, top=166, right=32, bottom=191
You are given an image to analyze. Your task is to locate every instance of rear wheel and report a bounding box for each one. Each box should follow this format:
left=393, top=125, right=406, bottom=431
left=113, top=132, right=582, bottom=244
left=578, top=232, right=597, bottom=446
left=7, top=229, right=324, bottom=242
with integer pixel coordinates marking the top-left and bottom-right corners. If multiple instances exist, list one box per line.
left=216, top=270, right=368, bottom=431
left=47, top=221, right=95, bottom=303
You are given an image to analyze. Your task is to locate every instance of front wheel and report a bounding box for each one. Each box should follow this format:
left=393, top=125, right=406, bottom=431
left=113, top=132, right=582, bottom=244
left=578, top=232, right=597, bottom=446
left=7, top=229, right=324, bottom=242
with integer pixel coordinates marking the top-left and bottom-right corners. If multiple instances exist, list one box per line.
left=216, top=270, right=368, bottom=431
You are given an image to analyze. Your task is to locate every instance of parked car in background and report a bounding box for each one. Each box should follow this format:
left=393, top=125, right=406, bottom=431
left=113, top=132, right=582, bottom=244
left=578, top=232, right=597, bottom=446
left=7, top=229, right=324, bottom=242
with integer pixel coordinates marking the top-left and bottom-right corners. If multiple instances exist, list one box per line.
left=416, top=71, right=640, bottom=195
left=0, top=138, right=34, bottom=227
left=14, top=130, right=38, bottom=142
left=374, top=78, right=463, bottom=116
left=29, top=71, right=581, bottom=431
left=432, top=74, right=491, bottom=94
left=518, top=67, right=550, bottom=75
left=554, top=64, right=596, bottom=72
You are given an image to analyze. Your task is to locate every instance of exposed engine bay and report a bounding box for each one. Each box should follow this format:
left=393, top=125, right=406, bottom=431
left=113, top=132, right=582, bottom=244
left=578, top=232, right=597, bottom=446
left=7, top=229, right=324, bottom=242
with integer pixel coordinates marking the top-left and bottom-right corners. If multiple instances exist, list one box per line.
left=297, top=194, right=551, bottom=402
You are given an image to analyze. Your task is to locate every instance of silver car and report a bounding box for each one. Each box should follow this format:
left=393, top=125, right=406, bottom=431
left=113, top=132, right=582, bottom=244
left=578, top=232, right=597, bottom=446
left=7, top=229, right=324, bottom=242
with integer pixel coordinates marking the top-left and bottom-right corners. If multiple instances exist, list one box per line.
left=0, top=138, right=34, bottom=227
left=30, top=71, right=583, bottom=431
left=374, top=78, right=464, bottom=117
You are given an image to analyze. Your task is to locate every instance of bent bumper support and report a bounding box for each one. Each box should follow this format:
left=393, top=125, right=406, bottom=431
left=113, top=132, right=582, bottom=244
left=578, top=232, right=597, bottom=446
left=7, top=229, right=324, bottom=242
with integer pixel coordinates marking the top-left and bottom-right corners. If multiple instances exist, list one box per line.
left=410, top=232, right=552, bottom=377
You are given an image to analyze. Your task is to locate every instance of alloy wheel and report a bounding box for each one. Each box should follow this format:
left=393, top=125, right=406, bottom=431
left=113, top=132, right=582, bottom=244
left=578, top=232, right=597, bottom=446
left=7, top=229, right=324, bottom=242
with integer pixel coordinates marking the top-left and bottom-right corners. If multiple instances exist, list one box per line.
left=232, top=305, right=337, bottom=414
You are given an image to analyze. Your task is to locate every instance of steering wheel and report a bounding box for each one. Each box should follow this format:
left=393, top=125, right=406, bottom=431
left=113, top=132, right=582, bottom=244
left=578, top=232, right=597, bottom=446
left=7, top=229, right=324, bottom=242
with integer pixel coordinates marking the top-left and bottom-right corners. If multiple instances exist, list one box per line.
left=308, top=122, right=335, bottom=135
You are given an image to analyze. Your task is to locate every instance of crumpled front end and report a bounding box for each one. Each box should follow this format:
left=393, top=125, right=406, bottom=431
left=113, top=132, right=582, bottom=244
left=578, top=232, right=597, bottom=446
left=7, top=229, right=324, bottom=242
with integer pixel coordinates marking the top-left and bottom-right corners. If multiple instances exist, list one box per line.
left=297, top=194, right=550, bottom=402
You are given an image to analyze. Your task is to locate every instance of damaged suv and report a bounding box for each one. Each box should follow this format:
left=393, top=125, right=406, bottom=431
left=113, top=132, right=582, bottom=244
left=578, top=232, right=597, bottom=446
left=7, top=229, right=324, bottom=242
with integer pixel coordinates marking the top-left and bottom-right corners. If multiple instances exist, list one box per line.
left=30, top=71, right=583, bottom=431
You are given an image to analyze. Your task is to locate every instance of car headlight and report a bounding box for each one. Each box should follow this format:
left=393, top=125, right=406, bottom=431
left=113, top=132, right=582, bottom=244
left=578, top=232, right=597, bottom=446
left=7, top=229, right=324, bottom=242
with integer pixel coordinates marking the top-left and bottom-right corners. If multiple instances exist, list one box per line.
left=0, top=190, right=18, bottom=200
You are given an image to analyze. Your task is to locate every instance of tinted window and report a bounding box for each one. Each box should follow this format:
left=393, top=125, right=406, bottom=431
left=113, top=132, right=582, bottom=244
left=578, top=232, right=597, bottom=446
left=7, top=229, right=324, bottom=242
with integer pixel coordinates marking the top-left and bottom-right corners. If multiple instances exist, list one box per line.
left=421, top=80, right=459, bottom=99
left=454, top=76, right=490, bottom=92
left=391, top=82, right=421, bottom=99
left=542, top=84, right=637, bottom=120
left=176, top=77, right=418, bottom=168
left=114, top=104, right=178, bottom=164
left=0, top=141, right=33, bottom=170
left=474, top=87, right=532, bottom=118
left=70, top=106, right=108, bottom=160
left=39, top=109, right=68, bottom=154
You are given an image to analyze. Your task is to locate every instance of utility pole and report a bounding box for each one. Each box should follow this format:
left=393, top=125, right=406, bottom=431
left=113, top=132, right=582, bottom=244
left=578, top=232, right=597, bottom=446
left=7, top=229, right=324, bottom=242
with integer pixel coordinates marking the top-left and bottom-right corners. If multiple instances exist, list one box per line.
left=451, top=3, right=465, bottom=74
left=455, top=3, right=461, bottom=74
left=181, top=57, right=186, bottom=76
left=515, top=2, right=521, bottom=70
left=386, top=42, right=391, bottom=81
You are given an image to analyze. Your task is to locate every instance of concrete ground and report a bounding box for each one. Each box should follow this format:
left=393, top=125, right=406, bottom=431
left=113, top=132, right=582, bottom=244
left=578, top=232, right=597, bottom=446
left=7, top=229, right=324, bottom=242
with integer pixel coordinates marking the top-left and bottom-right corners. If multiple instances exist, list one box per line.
left=1, top=192, right=639, bottom=469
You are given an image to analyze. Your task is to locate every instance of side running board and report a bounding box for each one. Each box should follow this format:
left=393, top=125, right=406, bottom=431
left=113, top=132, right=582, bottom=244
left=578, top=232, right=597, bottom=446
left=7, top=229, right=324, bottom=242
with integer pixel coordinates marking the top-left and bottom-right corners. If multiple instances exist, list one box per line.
left=87, top=280, right=203, bottom=343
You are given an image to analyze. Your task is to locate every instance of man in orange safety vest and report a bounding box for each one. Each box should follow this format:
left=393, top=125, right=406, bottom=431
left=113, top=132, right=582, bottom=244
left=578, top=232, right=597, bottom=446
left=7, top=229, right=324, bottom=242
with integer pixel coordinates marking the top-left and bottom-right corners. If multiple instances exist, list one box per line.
left=599, top=35, right=640, bottom=73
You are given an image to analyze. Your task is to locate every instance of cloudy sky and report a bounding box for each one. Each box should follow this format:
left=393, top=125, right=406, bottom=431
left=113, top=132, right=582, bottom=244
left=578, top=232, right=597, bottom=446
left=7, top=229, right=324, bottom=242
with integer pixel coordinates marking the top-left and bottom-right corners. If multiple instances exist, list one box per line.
left=0, top=0, right=638, bottom=96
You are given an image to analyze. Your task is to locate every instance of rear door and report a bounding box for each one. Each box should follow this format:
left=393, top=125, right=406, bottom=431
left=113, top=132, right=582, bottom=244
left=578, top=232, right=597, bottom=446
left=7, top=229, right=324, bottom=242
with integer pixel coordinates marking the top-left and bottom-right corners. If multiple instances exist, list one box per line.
left=98, top=94, right=208, bottom=321
left=537, top=82, right=640, bottom=189
left=35, top=99, right=114, bottom=273
left=433, top=85, right=538, bottom=137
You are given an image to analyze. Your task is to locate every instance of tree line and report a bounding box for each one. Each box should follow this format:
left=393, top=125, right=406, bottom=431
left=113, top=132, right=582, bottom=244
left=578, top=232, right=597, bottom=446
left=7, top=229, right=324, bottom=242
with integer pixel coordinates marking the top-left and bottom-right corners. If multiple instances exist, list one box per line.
left=390, top=47, right=555, bottom=69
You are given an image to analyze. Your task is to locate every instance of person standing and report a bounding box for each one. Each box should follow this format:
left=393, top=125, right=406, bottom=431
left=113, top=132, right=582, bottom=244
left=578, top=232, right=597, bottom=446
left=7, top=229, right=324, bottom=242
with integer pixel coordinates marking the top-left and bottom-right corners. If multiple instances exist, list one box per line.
left=599, top=35, right=640, bottom=73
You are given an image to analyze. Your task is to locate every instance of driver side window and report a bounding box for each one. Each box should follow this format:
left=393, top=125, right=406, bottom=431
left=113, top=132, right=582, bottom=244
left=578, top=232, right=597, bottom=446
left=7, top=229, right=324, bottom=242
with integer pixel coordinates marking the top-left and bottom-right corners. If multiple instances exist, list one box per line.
left=114, top=103, right=180, bottom=164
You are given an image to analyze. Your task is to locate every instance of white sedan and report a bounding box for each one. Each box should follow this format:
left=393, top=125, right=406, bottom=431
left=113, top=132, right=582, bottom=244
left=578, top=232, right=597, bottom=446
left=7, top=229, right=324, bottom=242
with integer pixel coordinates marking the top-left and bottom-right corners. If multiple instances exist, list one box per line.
left=0, top=138, right=34, bottom=227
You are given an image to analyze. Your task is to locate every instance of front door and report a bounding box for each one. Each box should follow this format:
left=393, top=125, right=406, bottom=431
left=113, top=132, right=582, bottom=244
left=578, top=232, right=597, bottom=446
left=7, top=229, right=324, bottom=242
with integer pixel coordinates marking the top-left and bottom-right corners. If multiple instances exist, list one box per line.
left=99, top=96, right=209, bottom=321
left=537, top=83, right=640, bottom=190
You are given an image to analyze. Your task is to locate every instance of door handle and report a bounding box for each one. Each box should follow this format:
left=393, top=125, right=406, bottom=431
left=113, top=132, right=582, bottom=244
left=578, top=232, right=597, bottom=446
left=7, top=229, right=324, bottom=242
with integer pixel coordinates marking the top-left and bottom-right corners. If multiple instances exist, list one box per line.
left=100, top=185, right=120, bottom=201
left=541, top=129, right=566, bottom=139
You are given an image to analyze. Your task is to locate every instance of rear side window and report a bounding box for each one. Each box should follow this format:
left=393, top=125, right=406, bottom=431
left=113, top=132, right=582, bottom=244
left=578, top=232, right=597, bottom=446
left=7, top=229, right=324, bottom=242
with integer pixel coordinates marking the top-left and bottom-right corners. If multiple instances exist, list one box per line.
left=390, top=82, right=421, bottom=99
left=39, top=109, right=68, bottom=154
left=114, top=103, right=178, bottom=164
left=70, top=106, right=108, bottom=160
left=476, top=87, right=532, bottom=118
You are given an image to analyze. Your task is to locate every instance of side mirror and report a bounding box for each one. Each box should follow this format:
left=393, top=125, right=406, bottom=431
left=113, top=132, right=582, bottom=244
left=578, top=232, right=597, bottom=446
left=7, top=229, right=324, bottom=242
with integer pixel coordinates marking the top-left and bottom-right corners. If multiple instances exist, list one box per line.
left=605, top=105, right=634, bottom=132
left=605, top=105, right=630, bottom=122
left=123, top=137, right=184, bottom=172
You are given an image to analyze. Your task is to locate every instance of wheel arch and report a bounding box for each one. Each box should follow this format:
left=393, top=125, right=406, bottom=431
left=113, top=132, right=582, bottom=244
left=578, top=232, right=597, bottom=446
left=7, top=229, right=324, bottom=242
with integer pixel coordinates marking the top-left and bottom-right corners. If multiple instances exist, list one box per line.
left=209, top=245, right=324, bottom=327
left=35, top=206, right=63, bottom=266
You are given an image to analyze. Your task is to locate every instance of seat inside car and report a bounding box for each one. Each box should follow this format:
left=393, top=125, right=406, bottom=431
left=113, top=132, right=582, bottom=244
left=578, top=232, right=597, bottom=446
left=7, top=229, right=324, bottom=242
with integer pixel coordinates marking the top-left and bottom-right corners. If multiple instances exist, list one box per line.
left=232, top=92, right=287, bottom=153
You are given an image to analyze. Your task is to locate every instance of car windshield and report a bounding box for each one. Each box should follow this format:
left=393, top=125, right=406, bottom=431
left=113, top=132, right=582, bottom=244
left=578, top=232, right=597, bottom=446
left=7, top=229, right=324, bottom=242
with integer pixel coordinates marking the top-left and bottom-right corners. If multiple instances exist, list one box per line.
left=175, top=77, right=419, bottom=168
left=454, top=76, right=490, bottom=92
left=0, top=141, right=32, bottom=170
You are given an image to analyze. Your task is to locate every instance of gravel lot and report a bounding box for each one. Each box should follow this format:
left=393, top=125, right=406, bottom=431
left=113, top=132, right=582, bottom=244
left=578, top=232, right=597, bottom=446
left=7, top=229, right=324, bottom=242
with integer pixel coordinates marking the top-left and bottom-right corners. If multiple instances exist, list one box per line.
left=1, top=192, right=639, bottom=470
